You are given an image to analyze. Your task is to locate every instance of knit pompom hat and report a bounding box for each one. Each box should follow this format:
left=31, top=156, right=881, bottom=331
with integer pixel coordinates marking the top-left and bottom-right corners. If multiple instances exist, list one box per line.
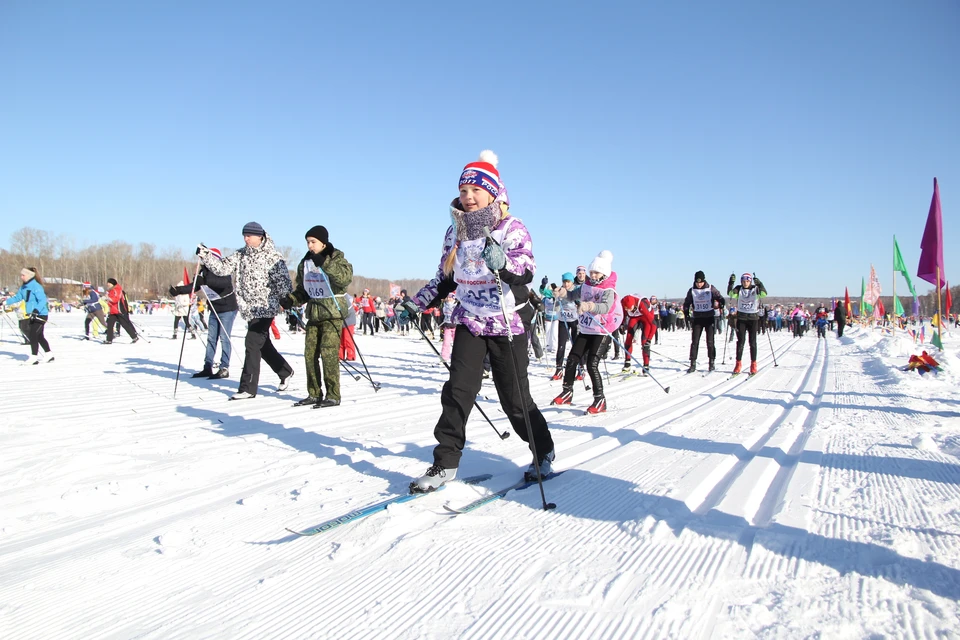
left=459, top=150, right=501, bottom=200
left=588, top=250, right=614, bottom=278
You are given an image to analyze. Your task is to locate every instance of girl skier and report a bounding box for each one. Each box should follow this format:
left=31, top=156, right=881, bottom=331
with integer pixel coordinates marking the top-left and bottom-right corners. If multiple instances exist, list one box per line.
left=551, top=251, right=622, bottom=414
left=406, top=151, right=556, bottom=492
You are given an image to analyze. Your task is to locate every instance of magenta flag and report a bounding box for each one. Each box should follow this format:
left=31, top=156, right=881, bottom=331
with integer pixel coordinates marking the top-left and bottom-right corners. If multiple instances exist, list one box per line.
left=918, top=178, right=945, bottom=288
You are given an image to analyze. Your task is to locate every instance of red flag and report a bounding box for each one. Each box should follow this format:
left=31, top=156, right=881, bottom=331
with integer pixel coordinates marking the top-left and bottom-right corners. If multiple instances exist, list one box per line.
left=844, top=287, right=851, bottom=317
left=183, top=267, right=191, bottom=287
left=918, top=178, right=945, bottom=288
left=947, top=282, right=953, bottom=314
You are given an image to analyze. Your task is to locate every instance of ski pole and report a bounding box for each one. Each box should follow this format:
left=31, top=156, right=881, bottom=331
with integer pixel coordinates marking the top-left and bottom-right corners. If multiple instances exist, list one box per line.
left=722, top=321, right=729, bottom=363
left=339, top=359, right=361, bottom=381
left=127, top=317, right=153, bottom=343
left=649, top=347, right=684, bottom=365
left=174, top=259, right=202, bottom=399
left=580, top=309, right=670, bottom=394
left=484, top=227, right=555, bottom=510
left=318, top=269, right=381, bottom=392
left=767, top=325, right=779, bottom=367
left=341, top=356, right=373, bottom=383
left=407, top=306, right=509, bottom=440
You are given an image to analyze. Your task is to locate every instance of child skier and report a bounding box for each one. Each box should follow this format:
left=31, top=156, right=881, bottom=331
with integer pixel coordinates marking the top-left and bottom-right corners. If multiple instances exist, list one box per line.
left=551, top=251, right=622, bottom=414
left=406, top=151, right=556, bottom=492
left=283, top=225, right=354, bottom=408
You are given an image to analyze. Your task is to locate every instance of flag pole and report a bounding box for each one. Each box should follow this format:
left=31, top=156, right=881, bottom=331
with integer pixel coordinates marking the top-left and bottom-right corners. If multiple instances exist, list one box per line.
left=937, top=266, right=943, bottom=350
left=892, top=236, right=897, bottom=325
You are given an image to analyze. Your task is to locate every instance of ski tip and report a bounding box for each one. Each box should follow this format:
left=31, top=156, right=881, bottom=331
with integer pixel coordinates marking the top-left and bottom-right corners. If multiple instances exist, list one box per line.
left=442, top=504, right=464, bottom=515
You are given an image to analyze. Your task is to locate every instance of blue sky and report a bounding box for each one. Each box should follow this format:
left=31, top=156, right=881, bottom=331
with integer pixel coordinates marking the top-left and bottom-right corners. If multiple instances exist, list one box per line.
left=1, top=1, right=957, bottom=298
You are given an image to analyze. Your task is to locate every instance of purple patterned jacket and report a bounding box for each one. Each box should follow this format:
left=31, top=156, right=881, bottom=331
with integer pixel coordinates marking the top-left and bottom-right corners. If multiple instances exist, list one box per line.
left=412, top=213, right=536, bottom=337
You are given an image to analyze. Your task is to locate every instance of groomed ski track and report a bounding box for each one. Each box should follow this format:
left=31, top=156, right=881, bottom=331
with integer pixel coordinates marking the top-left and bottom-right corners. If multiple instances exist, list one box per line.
left=1, top=316, right=958, bottom=639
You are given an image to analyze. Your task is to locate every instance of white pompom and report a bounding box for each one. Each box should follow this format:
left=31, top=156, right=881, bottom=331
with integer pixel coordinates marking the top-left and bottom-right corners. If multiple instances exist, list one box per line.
left=599, top=250, right=613, bottom=261
left=478, top=150, right=499, bottom=167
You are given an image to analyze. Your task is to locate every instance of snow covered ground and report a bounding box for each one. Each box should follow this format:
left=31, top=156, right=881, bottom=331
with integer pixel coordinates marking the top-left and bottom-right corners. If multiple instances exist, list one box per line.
left=1, top=313, right=959, bottom=639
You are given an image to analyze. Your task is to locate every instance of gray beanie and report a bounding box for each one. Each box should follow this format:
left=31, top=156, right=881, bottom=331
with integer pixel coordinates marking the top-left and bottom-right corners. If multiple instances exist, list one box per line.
left=242, top=221, right=265, bottom=237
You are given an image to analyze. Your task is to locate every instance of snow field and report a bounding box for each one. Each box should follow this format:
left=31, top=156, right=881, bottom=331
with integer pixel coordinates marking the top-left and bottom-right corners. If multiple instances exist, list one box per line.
left=1, top=315, right=958, bottom=639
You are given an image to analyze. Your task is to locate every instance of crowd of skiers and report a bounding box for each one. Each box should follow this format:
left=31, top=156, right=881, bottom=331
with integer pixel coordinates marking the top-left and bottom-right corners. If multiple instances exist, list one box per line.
left=0, top=149, right=866, bottom=493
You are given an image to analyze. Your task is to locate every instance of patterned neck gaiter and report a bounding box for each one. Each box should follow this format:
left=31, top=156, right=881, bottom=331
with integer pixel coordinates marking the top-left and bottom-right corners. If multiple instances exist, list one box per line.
left=449, top=201, right=502, bottom=242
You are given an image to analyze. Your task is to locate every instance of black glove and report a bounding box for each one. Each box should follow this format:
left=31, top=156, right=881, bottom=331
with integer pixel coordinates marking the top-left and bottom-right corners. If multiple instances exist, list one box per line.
left=728, top=273, right=736, bottom=287
left=168, top=285, right=177, bottom=297
left=196, top=243, right=207, bottom=255
left=540, top=276, right=548, bottom=288
left=754, top=277, right=764, bottom=291
left=279, top=295, right=294, bottom=310
left=29, top=309, right=40, bottom=320
left=402, top=300, right=420, bottom=316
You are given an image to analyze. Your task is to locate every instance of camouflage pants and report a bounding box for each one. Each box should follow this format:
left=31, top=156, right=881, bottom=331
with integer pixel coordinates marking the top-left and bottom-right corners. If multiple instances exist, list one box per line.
left=305, top=319, right=342, bottom=401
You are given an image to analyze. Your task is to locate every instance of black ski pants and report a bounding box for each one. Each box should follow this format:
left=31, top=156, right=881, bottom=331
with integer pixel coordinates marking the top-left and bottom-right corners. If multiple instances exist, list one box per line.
left=689, top=316, right=716, bottom=364
left=433, top=325, right=554, bottom=469
left=735, top=317, right=758, bottom=362
left=107, top=313, right=137, bottom=342
left=239, top=317, right=293, bottom=395
left=562, top=333, right=610, bottom=399
left=26, top=315, right=51, bottom=355
left=837, top=320, right=845, bottom=337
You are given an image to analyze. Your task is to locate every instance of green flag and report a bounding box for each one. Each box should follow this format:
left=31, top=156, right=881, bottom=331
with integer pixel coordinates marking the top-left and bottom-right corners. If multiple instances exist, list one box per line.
left=860, top=276, right=872, bottom=314
left=932, top=330, right=943, bottom=350
left=894, top=296, right=904, bottom=316
left=893, top=236, right=917, bottom=297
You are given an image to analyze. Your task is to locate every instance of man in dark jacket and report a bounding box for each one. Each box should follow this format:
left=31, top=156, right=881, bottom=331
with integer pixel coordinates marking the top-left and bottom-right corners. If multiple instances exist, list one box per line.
left=682, top=270, right=725, bottom=373
left=835, top=300, right=847, bottom=338
left=170, top=247, right=239, bottom=379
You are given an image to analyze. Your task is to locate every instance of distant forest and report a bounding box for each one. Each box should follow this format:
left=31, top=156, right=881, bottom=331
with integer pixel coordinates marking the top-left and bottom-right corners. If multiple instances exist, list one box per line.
left=0, top=227, right=427, bottom=301
left=0, top=227, right=953, bottom=314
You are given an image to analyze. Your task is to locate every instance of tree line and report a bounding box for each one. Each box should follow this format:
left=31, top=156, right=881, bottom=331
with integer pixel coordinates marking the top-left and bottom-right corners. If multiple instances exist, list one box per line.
left=1, top=227, right=428, bottom=301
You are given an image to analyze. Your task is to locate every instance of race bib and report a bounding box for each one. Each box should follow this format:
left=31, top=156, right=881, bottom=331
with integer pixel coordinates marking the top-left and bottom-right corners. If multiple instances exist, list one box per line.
left=692, top=288, right=712, bottom=312
left=303, top=262, right=333, bottom=300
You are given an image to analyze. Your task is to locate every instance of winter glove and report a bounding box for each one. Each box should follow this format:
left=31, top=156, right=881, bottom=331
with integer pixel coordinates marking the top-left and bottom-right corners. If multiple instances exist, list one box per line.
left=579, top=301, right=596, bottom=313
left=754, top=276, right=764, bottom=291
left=29, top=309, right=40, bottom=320
left=168, top=285, right=178, bottom=297
left=196, top=243, right=207, bottom=256
left=481, top=241, right=507, bottom=272
left=540, top=276, right=549, bottom=289
left=402, top=300, right=420, bottom=316
left=279, top=295, right=294, bottom=310
left=728, top=273, right=736, bottom=289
